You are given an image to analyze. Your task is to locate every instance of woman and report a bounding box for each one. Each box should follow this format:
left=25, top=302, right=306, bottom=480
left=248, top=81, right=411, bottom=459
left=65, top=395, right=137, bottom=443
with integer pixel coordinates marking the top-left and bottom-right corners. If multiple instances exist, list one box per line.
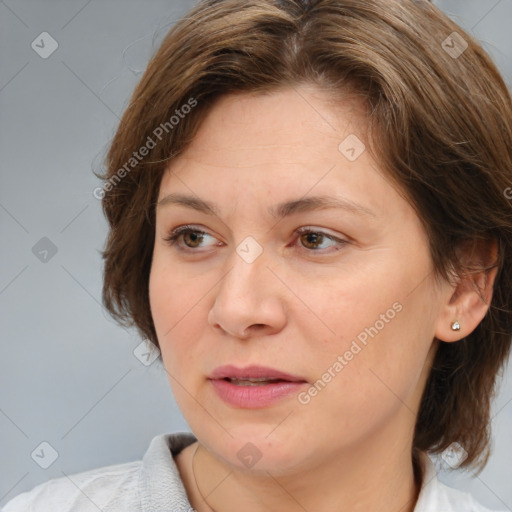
left=5, top=0, right=512, bottom=511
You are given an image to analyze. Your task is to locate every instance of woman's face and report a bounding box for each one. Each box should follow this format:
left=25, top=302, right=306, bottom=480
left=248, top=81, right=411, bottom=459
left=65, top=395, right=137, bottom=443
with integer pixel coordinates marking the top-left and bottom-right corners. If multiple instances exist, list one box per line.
left=149, top=86, right=450, bottom=474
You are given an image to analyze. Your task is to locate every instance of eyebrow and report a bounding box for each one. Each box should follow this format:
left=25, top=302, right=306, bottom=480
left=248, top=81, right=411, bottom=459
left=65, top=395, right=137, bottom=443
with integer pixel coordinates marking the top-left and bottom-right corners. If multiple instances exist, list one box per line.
left=156, top=193, right=376, bottom=219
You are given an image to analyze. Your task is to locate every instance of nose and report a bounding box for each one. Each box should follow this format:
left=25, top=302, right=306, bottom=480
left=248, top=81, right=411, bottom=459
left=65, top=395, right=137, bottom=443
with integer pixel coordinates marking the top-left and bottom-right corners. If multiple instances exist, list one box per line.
left=208, top=249, right=287, bottom=340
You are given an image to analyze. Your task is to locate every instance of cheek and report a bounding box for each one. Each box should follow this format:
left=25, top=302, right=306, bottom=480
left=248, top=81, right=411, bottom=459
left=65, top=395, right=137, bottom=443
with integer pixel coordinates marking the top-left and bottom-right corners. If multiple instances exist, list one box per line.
left=149, top=246, right=204, bottom=329
left=149, top=263, right=208, bottom=417
left=312, top=289, right=436, bottom=426
left=149, top=255, right=205, bottom=365
left=301, top=258, right=436, bottom=406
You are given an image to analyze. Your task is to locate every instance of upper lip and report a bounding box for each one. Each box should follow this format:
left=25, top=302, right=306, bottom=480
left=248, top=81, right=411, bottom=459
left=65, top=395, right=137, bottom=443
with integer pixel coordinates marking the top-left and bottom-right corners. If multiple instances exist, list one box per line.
left=209, top=365, right=307, bottom=382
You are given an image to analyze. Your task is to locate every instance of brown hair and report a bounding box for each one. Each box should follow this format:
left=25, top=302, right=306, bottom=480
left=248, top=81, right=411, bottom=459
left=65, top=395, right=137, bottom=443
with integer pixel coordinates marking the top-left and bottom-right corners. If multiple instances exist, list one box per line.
left=98, top=0, right=512, bottom=472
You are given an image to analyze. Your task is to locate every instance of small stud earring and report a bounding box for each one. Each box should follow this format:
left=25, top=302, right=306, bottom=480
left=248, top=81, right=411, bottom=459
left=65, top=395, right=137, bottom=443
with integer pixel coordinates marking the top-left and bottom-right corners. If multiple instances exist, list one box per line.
left=451, top=320, right=461, bottom=331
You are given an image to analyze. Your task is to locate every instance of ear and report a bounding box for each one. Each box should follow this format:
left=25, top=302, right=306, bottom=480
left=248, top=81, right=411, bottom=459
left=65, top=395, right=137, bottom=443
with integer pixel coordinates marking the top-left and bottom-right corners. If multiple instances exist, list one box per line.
left=435, top=238, right=499, bottom=342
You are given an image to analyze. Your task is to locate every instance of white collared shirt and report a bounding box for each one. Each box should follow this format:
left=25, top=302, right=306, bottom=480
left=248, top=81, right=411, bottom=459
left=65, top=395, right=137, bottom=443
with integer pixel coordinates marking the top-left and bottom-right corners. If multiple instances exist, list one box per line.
left=3, top=432, right=506, bottom=511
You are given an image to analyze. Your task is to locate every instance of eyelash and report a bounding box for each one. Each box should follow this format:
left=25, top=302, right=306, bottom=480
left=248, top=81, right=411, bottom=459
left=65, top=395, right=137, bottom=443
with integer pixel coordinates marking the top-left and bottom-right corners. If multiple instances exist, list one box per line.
left=162, top=225, right=349, bottom=254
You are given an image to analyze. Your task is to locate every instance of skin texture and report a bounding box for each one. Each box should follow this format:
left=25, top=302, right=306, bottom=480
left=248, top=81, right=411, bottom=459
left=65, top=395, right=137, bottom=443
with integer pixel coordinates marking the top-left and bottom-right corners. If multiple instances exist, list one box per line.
left=148, top=85, right=496, bottom=512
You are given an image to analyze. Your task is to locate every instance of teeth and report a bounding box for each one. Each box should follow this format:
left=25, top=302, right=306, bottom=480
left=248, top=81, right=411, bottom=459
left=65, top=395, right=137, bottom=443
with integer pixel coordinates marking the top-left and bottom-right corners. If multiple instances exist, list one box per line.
left=228, top=377, right=280, bottom=386
left=229, top=377, right=279, bottom=381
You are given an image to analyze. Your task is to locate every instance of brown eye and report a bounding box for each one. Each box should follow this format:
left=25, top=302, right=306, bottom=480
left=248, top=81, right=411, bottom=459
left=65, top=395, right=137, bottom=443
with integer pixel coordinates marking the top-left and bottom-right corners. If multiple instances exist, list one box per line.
left=295, top=227, right=347, bottom=252
left=182, top=230, right=205, bottom=248
left=163, top=226, right=216, bottom=251
left=299, top=231, right=325, bottom=250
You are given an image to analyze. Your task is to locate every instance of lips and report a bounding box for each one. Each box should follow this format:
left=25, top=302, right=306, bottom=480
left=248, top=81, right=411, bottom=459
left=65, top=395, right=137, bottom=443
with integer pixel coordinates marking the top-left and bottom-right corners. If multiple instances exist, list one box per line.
left=209, top=365, right=307, bottom=383
left=208, top=365, right=308, bottom=408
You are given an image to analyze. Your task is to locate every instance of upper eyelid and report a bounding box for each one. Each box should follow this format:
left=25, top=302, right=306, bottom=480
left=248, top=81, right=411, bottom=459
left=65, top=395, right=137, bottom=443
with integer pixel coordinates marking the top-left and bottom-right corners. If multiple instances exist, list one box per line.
left=295, top=226, right=344, bottom=239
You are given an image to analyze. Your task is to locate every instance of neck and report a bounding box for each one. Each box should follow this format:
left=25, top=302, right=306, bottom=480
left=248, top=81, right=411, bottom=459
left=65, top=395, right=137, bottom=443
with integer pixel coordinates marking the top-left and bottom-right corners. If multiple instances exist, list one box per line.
left=186, top=425, right=422, bottom=512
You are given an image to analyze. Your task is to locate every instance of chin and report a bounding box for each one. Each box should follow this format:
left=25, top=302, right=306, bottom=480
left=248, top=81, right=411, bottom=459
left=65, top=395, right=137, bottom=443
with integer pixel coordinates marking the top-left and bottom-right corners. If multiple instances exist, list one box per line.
left=197, top=422, right=310, bottom=475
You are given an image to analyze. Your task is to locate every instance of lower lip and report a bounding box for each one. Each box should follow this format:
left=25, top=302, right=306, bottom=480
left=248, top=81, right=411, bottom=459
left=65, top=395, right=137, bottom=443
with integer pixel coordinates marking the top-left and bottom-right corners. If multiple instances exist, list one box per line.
left=209, top=379, right=307, bottom=408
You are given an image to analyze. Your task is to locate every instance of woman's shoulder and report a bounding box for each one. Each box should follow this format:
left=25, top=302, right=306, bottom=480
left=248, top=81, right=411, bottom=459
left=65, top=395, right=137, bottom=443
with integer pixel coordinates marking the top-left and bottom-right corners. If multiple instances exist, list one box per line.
left=2, top=459, right=142, bottom=511
left=2, top=431, right=197, bottom=512
left=416, top=453, right=507, bottom=512
left=434, top=479, right=506, bottom=512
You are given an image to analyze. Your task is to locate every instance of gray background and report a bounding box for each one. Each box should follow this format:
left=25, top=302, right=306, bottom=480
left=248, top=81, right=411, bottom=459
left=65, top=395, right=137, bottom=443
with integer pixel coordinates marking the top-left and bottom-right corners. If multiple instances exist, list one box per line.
left=1, top=0, right=511, bottom=509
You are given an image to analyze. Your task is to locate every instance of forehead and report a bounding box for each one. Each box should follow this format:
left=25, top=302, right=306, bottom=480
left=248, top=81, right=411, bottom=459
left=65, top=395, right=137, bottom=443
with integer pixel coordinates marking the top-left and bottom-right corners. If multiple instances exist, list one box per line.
left=156, top=86, right=412, bottom=226
left=179, top=86, right=368, bottom=163
left=162, top=86, right=372, bottom=190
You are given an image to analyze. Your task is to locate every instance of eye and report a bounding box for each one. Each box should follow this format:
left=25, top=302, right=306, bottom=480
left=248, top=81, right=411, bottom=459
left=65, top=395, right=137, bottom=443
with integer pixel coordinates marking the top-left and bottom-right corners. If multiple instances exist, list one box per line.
left=294, top=227, right=348, bottom=252
left=163, top=225, right=219, bottom=251
left=163, top=225, right=349, bottom=254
